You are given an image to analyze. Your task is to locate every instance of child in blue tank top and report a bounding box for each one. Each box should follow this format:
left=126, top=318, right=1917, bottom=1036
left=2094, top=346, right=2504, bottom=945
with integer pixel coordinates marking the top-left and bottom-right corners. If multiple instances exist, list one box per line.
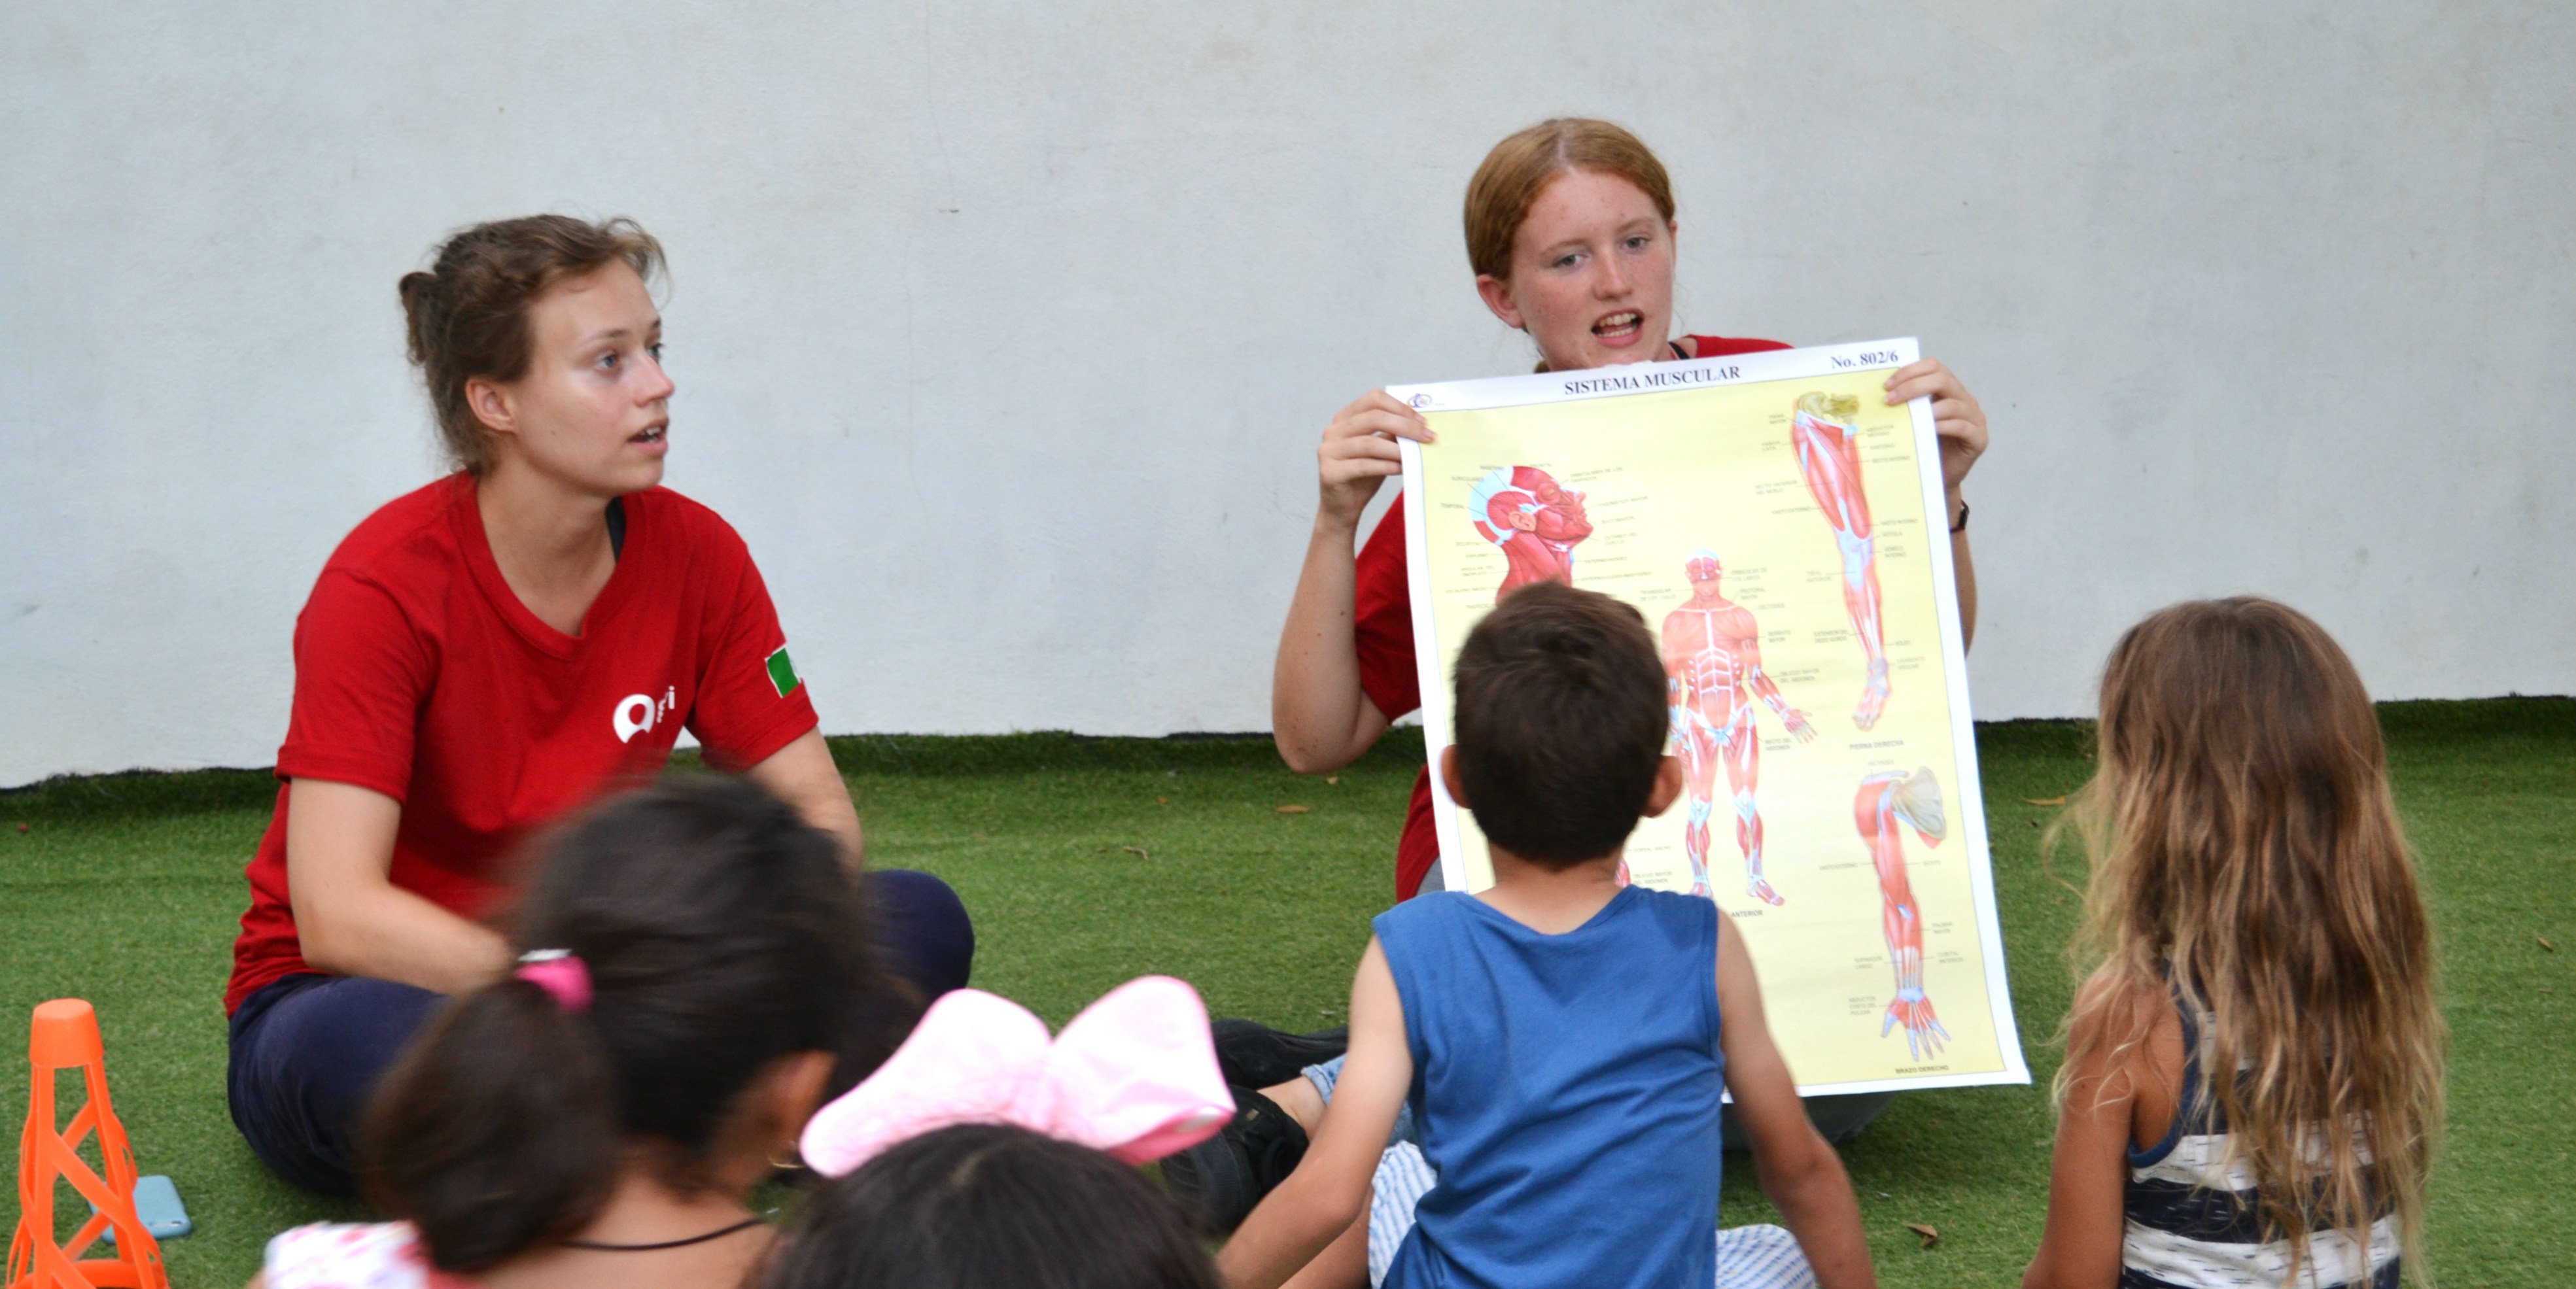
left=1219, top=583, right=1877, bottom=1289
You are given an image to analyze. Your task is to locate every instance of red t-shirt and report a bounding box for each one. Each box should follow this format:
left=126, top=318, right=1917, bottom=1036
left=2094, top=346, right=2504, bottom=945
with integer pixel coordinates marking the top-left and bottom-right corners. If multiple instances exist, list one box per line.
left=1357, top=335, right=1792, bottom=900
left=226, top=475, right=820, bottom=1014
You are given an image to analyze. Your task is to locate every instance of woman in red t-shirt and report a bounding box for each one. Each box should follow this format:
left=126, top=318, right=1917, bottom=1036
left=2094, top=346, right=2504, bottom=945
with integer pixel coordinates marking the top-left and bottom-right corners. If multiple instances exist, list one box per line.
left=1172, top=121, right=1996, bottom=1235
left=226, top=216, right=973, bottom=1195
left=1274, top=119, right=1990, bottom=904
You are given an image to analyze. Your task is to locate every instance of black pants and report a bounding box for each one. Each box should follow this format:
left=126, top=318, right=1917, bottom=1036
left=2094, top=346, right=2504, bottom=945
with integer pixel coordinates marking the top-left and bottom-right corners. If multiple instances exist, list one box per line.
left=227, top=868, right=973, bottom=1195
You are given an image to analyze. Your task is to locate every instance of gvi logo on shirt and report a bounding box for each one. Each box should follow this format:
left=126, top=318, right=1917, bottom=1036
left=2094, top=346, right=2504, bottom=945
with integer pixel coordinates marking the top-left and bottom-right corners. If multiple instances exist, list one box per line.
left=613, top=687, right=678, bottom=743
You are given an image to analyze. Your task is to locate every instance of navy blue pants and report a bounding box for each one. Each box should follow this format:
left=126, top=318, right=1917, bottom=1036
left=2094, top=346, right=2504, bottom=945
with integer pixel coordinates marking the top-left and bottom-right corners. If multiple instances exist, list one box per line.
left=228, top=868, right=973, bottom=1195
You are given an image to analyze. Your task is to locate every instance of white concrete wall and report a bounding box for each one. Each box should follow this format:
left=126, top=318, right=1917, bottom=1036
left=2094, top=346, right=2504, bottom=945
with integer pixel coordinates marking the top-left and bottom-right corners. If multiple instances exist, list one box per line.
left=3, top=1, right=2569, bottom=785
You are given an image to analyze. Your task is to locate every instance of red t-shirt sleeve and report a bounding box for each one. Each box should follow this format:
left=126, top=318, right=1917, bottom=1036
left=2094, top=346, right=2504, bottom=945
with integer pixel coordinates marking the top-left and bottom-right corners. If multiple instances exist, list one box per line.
left=1352, top=500, right=1420, bottom=721
left=686, top=530, right=820, bottom=772
left=275, top=570, right=434, bottom=802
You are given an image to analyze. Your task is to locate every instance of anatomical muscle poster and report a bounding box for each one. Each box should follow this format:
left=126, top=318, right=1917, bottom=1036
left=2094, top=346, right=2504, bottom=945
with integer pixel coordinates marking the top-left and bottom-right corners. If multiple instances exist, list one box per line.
left=1390, top=338, right=2028, bottom=1095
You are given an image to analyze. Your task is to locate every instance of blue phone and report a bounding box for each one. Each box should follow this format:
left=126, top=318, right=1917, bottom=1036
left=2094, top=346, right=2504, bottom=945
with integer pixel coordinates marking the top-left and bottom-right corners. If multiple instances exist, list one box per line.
left=97, top=1175, right=191, bottom=1243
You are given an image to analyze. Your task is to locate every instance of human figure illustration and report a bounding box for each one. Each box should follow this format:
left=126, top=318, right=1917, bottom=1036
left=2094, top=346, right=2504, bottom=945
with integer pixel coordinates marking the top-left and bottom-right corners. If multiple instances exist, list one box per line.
left=1854, top=766, right=1949, bottom=1060
left=1467, top=466, right=1591, bottom=602
left=1657, top=551, right=1817, bottom=903
left=1790, top=391, right=1892, bottom=729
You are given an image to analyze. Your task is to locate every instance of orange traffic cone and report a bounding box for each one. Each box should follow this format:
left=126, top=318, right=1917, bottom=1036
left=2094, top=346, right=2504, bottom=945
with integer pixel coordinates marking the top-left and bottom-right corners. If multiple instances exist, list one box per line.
left=7, top=1000, right=167, bottom=1289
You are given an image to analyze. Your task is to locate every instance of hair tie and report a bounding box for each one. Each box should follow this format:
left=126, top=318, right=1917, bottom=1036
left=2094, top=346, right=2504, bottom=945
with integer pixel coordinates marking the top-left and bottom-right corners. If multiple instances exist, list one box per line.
left=514, top=948, right=593, bottom=1012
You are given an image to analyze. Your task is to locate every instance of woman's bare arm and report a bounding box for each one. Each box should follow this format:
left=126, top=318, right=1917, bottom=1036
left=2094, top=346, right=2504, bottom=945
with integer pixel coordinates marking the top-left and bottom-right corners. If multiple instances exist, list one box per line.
left=1272, top=391, right=1431, bottom=774
left=1885, top=358, right=1985, bottom=649
left=1952, top=519, right=1978, bottom=649
left=1274, top=519, right=1393, bottom=774
left=744, top=729, right=865, bottom=870
left=285, top=778, right=508, bottom=995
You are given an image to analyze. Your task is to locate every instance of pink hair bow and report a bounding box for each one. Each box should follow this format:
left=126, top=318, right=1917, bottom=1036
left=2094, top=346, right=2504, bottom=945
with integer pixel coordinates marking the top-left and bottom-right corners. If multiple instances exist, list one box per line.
left=801, top=976, right=1236, bottom=1176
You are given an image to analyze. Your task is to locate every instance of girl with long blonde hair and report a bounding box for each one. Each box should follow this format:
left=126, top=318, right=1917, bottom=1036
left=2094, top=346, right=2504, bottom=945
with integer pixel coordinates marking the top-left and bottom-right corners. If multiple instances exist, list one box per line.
left=2023, top=598, right=2444, bottom=1289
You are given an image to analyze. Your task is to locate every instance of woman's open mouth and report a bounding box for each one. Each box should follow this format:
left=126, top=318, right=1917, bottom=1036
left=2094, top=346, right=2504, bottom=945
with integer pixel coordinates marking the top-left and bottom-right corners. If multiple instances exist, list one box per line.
left=1592, top=311, right=1644, bottom=346
left=630, top=423, right=669, bottom=454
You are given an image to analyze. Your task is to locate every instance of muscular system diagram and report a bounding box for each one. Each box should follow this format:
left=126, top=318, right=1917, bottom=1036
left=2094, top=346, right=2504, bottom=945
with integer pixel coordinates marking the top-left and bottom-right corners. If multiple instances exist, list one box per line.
left=1658, top=552, right=1817, bottom=903
left=1790, top=392, right=1892, bottom=729
left=1468, top=466, right=1592, bottom=602
left=1855, top=768, right=1949, bottom=1060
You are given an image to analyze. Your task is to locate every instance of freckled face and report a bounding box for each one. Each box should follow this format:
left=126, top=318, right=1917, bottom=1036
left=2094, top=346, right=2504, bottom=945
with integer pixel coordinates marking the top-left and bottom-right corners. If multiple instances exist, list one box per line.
left=485, top=262, right=673, bottom=497
left=1476, top=169, right=1678, bottom=373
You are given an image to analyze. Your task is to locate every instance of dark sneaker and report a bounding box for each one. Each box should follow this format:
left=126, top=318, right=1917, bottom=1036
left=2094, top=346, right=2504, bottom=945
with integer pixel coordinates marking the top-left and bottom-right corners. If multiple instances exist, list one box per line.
left=1210, top=1019, right=1349, bottom=1090
left=1160, top=1085, right=1310, bottom=1232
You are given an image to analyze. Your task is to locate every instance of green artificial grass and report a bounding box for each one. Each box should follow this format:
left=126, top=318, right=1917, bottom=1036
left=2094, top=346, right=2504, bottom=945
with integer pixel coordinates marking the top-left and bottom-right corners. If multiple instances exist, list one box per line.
left=2, top=700, right=2569, bottom=1287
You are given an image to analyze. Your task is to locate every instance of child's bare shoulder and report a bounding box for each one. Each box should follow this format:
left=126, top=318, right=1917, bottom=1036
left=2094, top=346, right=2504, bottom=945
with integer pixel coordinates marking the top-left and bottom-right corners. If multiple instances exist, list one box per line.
left=2068, top=969, right=2166, bottom=1034
left=2064, top=968, right=2185, bottom=1093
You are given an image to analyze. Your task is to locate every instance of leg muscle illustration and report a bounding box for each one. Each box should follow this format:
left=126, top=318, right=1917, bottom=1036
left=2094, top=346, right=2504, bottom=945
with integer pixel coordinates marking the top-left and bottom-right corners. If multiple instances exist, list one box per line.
left=1790, top=392, right=1892, bottom=729
left=1855, top=767, right=1949, bottom=1059
left=1660, top=552, right=1816, bottom=903
left=1469, top=466, right=1592, bottom=602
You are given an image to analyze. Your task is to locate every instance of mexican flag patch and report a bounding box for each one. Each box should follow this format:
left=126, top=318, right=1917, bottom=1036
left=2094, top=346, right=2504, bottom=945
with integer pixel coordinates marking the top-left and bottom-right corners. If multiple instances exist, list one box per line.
left=765, top=646, right=801, bottom=697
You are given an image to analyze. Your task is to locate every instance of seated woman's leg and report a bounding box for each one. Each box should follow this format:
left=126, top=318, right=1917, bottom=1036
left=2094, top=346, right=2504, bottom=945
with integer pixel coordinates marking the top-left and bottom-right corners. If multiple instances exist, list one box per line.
left=830, top=869, right=978, bottom=1093
left=1296, top=1055, right=1416, bottom=1144
left=226, top=974, right=445, bottom=1195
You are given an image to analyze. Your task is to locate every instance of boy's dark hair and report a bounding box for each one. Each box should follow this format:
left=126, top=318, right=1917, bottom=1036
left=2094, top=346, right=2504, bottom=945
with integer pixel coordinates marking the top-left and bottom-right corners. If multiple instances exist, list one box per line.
left=1451, top=581, right=1668, bottom=865
left=763, top=1124, right=1221, bottom=1289
left=358, top=776, right=885, bottom=1273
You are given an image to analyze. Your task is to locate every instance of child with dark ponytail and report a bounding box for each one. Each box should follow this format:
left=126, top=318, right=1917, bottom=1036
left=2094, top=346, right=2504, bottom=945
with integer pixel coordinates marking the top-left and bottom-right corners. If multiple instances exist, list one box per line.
left=254, top=775, right=893, bottom=1289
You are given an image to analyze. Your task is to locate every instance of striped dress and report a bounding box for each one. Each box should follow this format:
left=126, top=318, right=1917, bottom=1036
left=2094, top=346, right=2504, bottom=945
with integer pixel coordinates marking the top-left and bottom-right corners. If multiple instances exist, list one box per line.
left=2121, top=1001, right=2401, bottom=1288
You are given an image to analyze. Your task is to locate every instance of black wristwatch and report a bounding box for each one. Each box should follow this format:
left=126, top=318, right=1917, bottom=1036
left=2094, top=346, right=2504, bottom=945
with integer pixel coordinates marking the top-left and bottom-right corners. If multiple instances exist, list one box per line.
left=1949, top=499, right=1970, bottom=534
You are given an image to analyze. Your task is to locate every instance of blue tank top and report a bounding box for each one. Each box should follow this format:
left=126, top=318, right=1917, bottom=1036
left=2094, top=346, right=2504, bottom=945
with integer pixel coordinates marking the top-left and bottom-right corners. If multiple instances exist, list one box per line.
left=1374, top=885, right=1725, bottom=1289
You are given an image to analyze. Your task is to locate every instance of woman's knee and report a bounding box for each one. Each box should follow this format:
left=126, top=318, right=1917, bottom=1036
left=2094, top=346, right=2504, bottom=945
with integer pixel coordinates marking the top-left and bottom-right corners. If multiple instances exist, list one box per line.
left=864, top=868, right=975, bottom=997
left=227, top=974, right=446, bottom=1194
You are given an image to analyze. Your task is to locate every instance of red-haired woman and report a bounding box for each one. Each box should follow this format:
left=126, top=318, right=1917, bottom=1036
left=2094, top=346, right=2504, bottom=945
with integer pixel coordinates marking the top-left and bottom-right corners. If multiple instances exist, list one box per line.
left=1179, top=118, right=1994, bottom=1240
left=223, top=216, right=973, bottom=1195
left=1278, top=117, right=1987, bottom=905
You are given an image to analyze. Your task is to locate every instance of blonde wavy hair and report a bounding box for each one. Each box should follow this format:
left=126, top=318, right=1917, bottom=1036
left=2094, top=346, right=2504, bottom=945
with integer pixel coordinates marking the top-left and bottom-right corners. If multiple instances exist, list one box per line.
left=2055, top=597, right=2443, bottom=1282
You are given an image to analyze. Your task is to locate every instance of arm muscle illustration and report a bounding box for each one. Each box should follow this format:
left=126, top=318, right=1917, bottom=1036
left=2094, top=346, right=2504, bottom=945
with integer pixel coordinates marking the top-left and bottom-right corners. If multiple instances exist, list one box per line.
left=1857, top=769, right=1950, bottom=1061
